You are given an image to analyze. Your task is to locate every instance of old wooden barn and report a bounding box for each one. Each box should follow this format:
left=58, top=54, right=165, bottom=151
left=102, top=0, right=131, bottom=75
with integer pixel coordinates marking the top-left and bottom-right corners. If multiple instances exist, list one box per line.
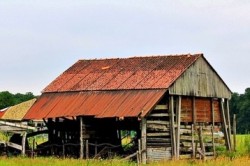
left=24, top=54, right=232, bottom=163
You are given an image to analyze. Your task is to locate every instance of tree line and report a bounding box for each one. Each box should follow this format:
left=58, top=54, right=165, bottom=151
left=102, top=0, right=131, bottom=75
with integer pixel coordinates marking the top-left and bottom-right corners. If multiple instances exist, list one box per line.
left=0, top=89, right=249, bottom=134
left=0, top=91, right=36, bottom=110
left=230, top=88, right=250, bottom=134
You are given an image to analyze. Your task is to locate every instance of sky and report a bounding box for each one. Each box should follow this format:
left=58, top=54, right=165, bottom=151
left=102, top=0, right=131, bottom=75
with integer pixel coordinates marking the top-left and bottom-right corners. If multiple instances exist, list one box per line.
left=0, top=0, right=250, bottom=95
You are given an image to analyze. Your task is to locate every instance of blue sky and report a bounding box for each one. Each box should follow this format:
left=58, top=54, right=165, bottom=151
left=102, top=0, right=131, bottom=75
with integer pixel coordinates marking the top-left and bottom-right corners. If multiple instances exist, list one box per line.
left=0, top=0, right=250, bottom=95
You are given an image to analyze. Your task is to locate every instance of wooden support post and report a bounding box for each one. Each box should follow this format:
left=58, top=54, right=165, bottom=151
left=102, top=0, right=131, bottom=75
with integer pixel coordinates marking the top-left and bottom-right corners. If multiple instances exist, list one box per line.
left=21, top=132, right=27, bottom=156
left=192, top=97, right=196, bottom=125
left=136, top=151, right=140, bottom=165
left=176, top=96, right=181, bottom=159
left=138, top=139, right=142, bottom=164
left=170, top=95, right=176, bottom=159
left=195, top=141, right=198, bottom=159
left=141, top=118, right=147, bottom=164
left=191, top=124, right=195, bottom=159
left=86, top=140, right=89, bottom=159
left=198, top=127, right=205, bottom=160
left=220, top=99, right=231, bottom=151
left=211, top=98, right=216, bottom=157
left=233, top=114, right=237, bottom=151
left=225, top=99, right=232, bottom=148
left=79, top=116, right=84, bottom=159
left=62, top=141, right=65, bottom=159
left=95, top=141, right=98, bottom=156
left=32, top=138, right=35, bottom=158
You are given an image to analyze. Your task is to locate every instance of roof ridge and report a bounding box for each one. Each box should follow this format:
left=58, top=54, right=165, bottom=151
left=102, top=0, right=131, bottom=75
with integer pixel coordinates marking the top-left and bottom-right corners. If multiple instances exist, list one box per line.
left=78, top=53, right=203, bottom=61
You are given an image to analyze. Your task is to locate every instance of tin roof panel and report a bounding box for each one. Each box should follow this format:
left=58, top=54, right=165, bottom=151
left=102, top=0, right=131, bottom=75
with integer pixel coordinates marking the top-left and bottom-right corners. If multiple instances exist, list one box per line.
left=24, top=90, right=166, bottom=119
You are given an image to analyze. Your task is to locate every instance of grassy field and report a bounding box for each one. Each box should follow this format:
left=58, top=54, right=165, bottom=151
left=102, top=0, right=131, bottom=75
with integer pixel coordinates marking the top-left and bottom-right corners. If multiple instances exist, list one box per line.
left=0, top=135, right=249, bottom=166
left=0, top=156, right=249, bottom=166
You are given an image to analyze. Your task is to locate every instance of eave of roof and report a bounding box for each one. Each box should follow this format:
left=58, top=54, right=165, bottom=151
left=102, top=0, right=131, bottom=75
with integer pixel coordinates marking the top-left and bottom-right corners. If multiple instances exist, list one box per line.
left=24, top=90, right=166, bottom=120
left=1, top=99, right=36, bottom=121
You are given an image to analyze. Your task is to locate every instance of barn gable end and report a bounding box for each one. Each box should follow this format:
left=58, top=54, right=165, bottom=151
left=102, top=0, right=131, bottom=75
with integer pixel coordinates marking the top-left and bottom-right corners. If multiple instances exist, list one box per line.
left=169, top=56, right=231, bottom=98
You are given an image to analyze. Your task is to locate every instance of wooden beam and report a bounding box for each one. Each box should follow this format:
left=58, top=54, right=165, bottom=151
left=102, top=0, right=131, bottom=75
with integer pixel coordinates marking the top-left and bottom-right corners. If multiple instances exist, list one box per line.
left=22, top=132, right=27, bottom=156
left=154, top=105, right=168, bottom=110
left=220, top=99, right=231, bottom=151
left=170, top=95, right=176, bottom=158
left=79, top=117, right=84, bottom=159
left=147, top=120, right=169, bottom=125
left=233, top=114, right=237, bottom=151
left=5, top=142, right=22, bottom=151
left=211, top=98, right=215, bottom=156
left=176, top=96, right=181, bottom=159
left=147, top=133, right=170, bottom=137
left=0, top=120, right=36, bottom=131
left=148, top=113, right=169, bottom=117
left=141, top=118, right=147, bottom=164
left=225, top=99, right=232, bottom=148
left=191, top=124, right=195, bottom=159
left=192, top=97, right=196, bottom=125
left=198, top=127, right=205, bottom=160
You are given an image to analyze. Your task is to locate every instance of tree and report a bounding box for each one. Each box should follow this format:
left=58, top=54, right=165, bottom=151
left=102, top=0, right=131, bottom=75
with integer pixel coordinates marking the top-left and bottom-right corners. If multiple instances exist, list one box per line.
left=0, top=91, right=36, bottom=110
left=0, top=91, right=15, bottom=109
left=229, top=88, right=250, bottom=134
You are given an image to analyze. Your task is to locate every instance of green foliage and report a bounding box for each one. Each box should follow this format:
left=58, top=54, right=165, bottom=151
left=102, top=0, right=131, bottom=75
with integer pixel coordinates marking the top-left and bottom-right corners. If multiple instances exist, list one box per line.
left=229, top=88, right=250, bottom=134
left=0, top=91, right=36, bottom=109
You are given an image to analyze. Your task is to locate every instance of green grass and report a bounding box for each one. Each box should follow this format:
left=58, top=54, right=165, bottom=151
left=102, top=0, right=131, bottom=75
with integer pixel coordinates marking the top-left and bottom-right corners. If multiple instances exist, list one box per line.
left=0, top=134, right=250, bottom=166
left=0, top=157, right=137, bottom=166
left=235, top=134, right=250, bottom=155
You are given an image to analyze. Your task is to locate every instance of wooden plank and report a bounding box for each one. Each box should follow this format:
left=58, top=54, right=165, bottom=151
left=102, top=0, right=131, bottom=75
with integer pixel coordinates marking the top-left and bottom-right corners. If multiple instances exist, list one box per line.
left=176, top=96, right=181, bottom=159
left=148, top=113, right=169, bottom=117
left=147, top=137, right=171, bottom=142
left=211, top=98, right=216, bottom=156
left=147, top=133, right=170, bottom=137
left=141, top=118, right=147, bottom=164
left=147, top=124, right=169, bottom=132
left=180, top=125, right=192, bottom=129
left=0, top=120, right=36, bottom=131
left=86, top=140, right=89, bottom=159
left=198, top=127, right=206, bottom=160
left=170, top=95, right=176, bottom=158
left=191, top=124, right=195, bottom=159
left=22, top=132, right=27, bottom=156
left=220, top=99, right=231, bottom=151
left=147, top=142, right=171, bottom=146
left=233, top=114, right=237, bottom=151
left=182, top=141, right=221, bottom=147
left=79, top=117, right=83, bottom=159
left=154, top=105, right=168, bottom=110
left=6, top=142, right=22, bottom=151
left=180, top=129, right=192, bottom=134
left=138, top=139, right=142, bottom=164
left=192, top=97, right=196, bottom=124
left=0, top=126, right=27, bottom=132
left=147, top=120, right=169, bottom=125
left=180, top=135, right=197, bottom=141
left=225, top=99, right=232, bottom=149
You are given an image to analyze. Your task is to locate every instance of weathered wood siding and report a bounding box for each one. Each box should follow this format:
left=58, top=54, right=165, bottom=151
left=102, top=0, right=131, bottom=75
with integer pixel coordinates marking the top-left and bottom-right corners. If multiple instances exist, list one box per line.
left=181, top=97, right=221, bottom=123
left=169, top=57, right=231, bottom=99
left=146, top=103, right=172, bottom=162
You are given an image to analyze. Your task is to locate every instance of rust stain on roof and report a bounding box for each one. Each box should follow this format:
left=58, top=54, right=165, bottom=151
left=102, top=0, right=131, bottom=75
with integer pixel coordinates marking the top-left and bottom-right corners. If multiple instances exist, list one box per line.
left=43, top=54, right=202, bottom=92
left=24, top=90, right=166, bottom=120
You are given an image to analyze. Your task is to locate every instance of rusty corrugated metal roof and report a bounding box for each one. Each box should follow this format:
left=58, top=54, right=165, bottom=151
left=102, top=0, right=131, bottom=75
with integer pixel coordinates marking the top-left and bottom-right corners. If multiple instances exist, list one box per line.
left=24, top=90, right=166, bottom=120
left=43, top=54, right=201, bottom=92
left=1, top=99, right=36, bottom=121
left=0, top=108, right=7, bottom=118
